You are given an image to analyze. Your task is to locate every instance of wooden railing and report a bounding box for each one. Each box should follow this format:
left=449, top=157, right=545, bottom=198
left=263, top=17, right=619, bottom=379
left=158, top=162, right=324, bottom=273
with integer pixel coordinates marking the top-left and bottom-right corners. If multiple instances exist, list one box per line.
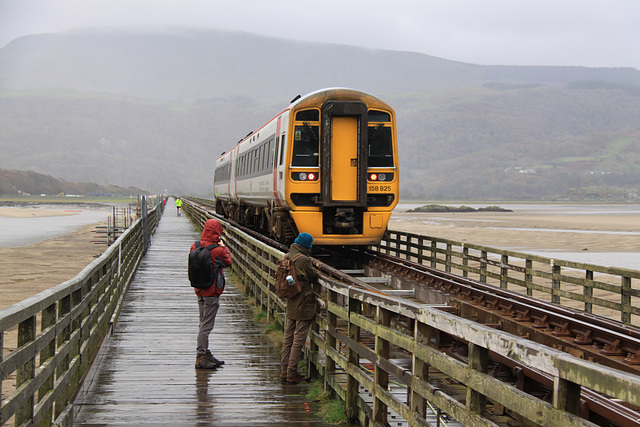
left=0, top=199, right=162, bottom=426
left=182, top=200, right=640, bottom=426
left=372, top=230, right=640, bottom=326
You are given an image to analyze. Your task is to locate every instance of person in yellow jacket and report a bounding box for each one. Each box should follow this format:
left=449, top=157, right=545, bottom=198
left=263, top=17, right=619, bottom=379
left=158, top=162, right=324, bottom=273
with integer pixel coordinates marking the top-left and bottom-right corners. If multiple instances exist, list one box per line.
left=176, top=198, right=183, bottom=216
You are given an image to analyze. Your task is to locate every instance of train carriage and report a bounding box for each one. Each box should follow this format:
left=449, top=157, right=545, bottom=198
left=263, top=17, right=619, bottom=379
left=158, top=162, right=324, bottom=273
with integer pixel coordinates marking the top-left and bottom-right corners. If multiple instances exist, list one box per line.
left=214, top=88, right=399, bottom=245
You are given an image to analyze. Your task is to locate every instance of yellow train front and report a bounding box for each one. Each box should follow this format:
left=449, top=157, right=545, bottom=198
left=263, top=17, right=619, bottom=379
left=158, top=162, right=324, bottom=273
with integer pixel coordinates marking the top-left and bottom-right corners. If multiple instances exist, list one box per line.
left=214, top=88, right=399, bottom=246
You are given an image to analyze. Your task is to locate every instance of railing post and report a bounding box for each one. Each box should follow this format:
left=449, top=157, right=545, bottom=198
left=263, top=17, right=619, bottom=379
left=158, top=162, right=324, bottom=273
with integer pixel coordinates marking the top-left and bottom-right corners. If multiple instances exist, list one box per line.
left=346, top=292, right=361, bottom=421
left=39, top=303, right=57, bottom=423
left=584, top=270, right=593, bottom=313
left=373, top=306, right=391, bottom=424
left=467, top=343, right=488, bottom=415
left=480, top=250, right=488, bottom=283
left=553, top=376, right=581, bottom=416
left=16, top=316, right=36, bottom=425
left=500, top=254, right=509, bottom=289
left=430, top=241, right=437, bottom=268
left=55, top=295, right=71, bottom=420
left=141, top=196, right=150, bottom=254
left=445, top=243, right=452, bottom=273
left=551, top=260, right=561, bottom=304
left=462, top=243, right=469, bottom=278
left=411, top=319, right=431, bottom=418
left=622, top=275, right=632, bottom=324
left=525, top=259, right=533, bottom=296
left=325, top=288, right=337, bottom=380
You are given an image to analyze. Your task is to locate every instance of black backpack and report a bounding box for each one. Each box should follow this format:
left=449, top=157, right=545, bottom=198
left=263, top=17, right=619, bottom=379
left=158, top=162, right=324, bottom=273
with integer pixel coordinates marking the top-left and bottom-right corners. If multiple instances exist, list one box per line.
left=188, top=241, right=226, bottom=291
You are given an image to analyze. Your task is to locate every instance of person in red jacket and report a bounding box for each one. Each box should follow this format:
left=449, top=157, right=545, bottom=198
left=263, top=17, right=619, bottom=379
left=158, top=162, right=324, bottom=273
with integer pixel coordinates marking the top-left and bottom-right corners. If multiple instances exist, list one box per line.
left=190, top=219, right=232, bottom=369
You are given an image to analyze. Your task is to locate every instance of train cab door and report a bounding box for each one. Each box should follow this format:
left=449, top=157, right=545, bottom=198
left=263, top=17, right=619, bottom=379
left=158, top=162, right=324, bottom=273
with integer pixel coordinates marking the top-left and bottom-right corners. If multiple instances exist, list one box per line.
left=330, top=116, right=359, bottom=201
left=320, top=101, right=368, bottom=234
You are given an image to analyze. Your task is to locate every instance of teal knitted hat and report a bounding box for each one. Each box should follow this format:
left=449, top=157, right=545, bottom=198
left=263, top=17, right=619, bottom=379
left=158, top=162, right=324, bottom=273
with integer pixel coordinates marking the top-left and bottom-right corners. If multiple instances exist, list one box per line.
left=294, top=232, right=313, bottom=249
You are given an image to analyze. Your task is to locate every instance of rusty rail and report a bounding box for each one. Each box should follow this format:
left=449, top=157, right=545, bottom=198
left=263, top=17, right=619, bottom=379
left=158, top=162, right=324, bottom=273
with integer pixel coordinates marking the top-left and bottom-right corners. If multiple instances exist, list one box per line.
left=0, top=198, right=162, bottom=426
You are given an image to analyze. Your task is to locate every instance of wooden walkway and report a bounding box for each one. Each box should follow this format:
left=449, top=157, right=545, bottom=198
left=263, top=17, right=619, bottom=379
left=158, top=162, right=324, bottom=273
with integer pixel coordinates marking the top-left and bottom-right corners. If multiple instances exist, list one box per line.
left=73, top=210, right=332, bottom=426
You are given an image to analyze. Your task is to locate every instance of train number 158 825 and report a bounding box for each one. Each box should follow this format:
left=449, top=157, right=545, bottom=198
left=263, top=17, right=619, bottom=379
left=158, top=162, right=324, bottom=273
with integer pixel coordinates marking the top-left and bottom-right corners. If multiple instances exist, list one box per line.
left=368, top=185, right=392, bottom=192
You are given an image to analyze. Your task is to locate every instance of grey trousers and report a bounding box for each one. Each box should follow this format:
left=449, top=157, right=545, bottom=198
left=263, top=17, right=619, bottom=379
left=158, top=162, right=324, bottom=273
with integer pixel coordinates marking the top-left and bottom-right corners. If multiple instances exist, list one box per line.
left=281, top=318, right=313, bottom=377
left=197, top=296, right=220, bottom=355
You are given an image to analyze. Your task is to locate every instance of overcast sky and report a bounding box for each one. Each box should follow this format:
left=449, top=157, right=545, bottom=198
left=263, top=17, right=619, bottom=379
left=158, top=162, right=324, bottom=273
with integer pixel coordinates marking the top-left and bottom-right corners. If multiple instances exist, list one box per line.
left=1, top=0, right=638, bottom=69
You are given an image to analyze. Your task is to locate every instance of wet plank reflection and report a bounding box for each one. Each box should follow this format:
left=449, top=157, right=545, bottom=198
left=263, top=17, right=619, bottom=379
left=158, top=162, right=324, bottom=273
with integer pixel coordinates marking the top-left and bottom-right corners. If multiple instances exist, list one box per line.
left=73, top=212, right=332, bottom=426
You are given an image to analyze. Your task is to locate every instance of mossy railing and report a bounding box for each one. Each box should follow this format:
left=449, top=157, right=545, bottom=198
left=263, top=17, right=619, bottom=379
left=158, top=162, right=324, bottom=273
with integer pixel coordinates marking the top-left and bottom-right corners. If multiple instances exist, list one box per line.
left=0, top=199, right=161, bottom=426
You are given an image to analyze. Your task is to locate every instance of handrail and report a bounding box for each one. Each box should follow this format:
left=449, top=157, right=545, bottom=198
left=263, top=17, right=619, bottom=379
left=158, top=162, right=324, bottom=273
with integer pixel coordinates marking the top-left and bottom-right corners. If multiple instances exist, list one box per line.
left=182, top=199, right=640, bottom=426
left=372, top=229, right=640, bottom=325
left=0, top=200, right=162, bottom=426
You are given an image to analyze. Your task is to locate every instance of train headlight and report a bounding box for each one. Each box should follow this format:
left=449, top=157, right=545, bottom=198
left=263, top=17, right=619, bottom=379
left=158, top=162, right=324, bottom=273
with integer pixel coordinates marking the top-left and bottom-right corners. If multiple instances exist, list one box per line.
left=292, top=171, right=319, bottom=181
left=368, top=172, right=393, bottom=182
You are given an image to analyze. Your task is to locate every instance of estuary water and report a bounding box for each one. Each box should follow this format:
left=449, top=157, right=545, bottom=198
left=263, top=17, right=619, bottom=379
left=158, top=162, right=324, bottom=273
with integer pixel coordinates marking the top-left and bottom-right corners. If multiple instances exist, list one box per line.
left=0, top=204, right=114, bottom=247
left=394, top=203, right=640, bottom=271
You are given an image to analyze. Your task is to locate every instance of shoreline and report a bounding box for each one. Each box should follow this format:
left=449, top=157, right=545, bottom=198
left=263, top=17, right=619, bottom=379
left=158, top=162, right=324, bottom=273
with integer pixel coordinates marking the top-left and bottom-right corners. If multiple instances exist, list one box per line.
left=0, top=221, right=106, bottom=310
left=0, top=207, right=82, bottom=218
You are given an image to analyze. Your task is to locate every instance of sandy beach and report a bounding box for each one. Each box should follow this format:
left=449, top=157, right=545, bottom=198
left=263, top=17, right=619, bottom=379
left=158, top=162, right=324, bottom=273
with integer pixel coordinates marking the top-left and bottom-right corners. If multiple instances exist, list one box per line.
left=0, top=207, right=82, bottom=218
left=0, top=207, right=107, bottom=310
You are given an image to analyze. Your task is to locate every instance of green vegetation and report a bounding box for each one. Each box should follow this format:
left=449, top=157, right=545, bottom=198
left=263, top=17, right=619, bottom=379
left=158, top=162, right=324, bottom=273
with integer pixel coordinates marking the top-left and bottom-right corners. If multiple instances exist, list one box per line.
left=252, top=309, right=284, bottom=349
left=0, top=169, right=148, bottom=197
left=306, top=380, right=354, bottom=425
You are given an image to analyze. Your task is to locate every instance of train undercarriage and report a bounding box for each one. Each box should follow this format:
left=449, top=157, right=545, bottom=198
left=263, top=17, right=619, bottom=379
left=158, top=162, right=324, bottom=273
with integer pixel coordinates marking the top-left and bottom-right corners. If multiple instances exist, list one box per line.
left=215, top=199, right=368, bottom=245
left=215, top=200, right=297, bottom=244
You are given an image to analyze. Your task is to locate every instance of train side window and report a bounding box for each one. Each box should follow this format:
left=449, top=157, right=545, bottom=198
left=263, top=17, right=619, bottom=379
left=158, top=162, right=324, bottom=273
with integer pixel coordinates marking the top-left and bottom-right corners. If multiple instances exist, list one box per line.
left=292, top=124, right=319, bottom=166
left=367, top=126, right=394, bottom=167
left=253, top=149, right=259, bottom=173
left=267, top=139, right=274, bottom=169
left=279, top=134, right=286, bottom=166
left=295, top=109, right=319, bottom=121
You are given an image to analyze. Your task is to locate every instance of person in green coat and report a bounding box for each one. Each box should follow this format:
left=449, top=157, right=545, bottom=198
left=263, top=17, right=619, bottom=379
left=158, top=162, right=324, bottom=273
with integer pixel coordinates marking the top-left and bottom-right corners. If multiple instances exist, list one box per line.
left=280, top=232, right=318, bottom=383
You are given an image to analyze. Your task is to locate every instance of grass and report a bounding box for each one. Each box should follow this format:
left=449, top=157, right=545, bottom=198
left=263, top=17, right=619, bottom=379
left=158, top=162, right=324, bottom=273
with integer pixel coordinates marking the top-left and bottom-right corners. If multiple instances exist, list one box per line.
left=306, top=380, right=354, bottom=425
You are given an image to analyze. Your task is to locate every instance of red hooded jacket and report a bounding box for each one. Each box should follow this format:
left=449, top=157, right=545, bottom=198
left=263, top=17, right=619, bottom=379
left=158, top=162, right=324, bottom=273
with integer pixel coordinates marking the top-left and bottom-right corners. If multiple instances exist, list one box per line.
left=190, top=219, right=232, bottom=297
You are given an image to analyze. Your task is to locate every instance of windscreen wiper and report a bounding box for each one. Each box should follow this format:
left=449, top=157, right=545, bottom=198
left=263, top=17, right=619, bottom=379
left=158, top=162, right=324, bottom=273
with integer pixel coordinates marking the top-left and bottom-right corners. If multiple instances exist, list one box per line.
left=369, top=123, right=384, bottom=142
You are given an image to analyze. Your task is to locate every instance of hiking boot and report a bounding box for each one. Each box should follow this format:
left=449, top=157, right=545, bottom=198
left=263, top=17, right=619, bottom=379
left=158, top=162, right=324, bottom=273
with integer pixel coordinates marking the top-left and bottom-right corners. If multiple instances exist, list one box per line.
left=286, top=374, right=310, bottom=384
left=280, top=373, right=288, bottom=381
left=195, top=354, right=218, bottom=369
left=206, top=350, right=224, bottom=366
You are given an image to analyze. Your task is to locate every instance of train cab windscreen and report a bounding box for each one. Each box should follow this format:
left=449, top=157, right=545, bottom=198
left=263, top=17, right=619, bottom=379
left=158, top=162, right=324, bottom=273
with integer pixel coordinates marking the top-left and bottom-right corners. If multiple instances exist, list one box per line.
left=367, top=110, right=393, bottom=167
left=292, top=124, right=319, bottom=166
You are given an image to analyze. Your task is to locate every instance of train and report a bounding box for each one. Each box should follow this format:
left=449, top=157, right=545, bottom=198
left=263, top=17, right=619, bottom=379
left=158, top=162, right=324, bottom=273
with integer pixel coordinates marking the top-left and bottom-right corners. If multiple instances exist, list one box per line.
left=213, top=88, right=399, bottom=246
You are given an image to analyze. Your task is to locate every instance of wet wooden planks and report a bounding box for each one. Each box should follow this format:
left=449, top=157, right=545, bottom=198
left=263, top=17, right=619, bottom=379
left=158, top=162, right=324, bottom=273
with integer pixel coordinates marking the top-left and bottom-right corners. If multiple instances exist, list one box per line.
left=73, top=212, right=331, bottom=426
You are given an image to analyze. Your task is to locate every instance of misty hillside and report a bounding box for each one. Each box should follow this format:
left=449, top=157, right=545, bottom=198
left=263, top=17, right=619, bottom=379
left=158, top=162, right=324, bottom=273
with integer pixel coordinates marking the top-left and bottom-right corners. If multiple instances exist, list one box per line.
left=1, top=28, right=639, bottom=200
left=0, top=169, right=147, bottom=196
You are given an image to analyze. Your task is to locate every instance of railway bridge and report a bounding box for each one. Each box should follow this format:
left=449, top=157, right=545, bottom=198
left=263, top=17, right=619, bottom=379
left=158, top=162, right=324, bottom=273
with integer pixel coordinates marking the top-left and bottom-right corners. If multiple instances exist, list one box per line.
left=2, top=197, right=640, bottom=426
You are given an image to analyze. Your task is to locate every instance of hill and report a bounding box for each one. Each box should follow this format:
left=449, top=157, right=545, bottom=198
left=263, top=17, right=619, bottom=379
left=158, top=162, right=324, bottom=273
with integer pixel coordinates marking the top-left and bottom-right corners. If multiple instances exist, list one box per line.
left=0, top=169, right=148, bottom=197
left=1, top=28, right=639, bottom=200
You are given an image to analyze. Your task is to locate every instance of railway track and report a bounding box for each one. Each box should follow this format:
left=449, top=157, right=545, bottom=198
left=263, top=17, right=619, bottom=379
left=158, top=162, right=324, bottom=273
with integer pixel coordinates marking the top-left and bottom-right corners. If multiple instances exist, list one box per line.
left=185, top=197, right=640, bottom=426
